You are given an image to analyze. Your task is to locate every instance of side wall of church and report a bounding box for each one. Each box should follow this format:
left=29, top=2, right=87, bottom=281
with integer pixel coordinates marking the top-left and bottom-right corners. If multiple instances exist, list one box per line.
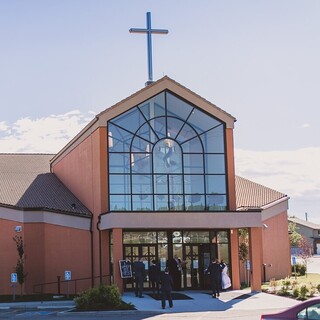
left=0, top=219, right=22, bottom=295
left=262, top=211, right=291, bottom=281
left=0, top=219, right=91, bottom=295
left=51, top=127, right=108, bottom=280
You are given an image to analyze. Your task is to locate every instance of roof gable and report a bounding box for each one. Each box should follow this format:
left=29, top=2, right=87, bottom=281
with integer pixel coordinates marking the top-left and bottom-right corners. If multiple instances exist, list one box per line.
left=97, top=76, right=236, bottom=128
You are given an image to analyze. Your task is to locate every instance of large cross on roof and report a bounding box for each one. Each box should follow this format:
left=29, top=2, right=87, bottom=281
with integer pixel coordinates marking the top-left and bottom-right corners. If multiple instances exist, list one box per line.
left=130, top=12, right=168, bottom=85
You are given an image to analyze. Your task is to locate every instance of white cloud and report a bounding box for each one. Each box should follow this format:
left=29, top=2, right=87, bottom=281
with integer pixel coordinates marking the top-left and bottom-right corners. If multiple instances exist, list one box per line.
left=301, top=123, right=310, bottom=128
left=0, top=110, right=95, bottom=153
left=0, top=121, right=8, bottom=131
left=235, top=148, right=320, bottom=223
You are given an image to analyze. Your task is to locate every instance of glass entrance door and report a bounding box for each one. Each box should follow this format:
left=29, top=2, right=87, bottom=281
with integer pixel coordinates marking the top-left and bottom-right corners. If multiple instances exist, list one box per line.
left=124, top=244, right=157, bottom=290
left=183, top=243, right=212, bottom=289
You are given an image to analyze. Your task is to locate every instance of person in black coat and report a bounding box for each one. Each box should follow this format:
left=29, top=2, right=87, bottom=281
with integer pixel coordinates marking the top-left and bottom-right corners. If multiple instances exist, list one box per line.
left=160, top=267, right=173, bottom=309
left=205, top=258, right=222, bottom=298
left=133, top=256, right=145, bottom=298
left=167, top=255, right=182, bottom=291
left=149, top=259, right=160, bottom=297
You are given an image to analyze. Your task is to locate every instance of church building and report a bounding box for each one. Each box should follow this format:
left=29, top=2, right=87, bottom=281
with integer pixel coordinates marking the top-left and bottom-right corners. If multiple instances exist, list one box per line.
left=0, top=76, right=291, bottom=296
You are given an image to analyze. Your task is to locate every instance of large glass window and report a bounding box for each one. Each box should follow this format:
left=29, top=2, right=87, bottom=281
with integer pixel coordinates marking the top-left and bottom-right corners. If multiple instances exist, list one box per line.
left=108, top=91, right=228, bottom=211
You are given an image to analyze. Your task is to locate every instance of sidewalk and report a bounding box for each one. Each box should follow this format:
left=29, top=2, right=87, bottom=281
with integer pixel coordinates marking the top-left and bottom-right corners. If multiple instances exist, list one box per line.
left=0, top=289, right=300, bottom=319
left=121, top=288, right=299, bottom=313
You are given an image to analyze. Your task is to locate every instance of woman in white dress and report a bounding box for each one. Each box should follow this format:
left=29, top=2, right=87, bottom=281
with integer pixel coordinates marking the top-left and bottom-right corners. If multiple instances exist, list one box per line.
left=220, top=260, right=232, bottom=290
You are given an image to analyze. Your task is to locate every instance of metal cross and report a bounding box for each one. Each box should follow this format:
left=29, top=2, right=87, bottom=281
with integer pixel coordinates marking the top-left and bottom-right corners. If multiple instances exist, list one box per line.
left=130, top=12, right=168, bottom=85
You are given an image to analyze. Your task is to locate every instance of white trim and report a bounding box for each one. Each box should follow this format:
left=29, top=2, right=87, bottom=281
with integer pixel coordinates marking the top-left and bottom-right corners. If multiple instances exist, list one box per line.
left=100, top=211, right=262, bottom=230
left=0, top=207, right=91, bottom=230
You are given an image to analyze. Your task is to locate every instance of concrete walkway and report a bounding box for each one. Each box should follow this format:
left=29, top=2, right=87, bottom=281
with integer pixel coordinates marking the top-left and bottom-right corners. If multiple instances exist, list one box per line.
left=121, top=288, right=299, bottom=313
left=0, top=289, right=301, bottom=319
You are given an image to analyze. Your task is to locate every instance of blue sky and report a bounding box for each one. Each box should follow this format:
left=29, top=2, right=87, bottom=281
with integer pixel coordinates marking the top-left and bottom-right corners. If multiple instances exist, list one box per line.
left=0, top=1, right=319, bottom=222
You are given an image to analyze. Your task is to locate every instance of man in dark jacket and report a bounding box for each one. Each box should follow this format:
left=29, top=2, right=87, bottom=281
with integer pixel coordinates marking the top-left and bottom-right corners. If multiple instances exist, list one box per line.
left=133, top=256, right=145, bottom=298
left=149, top=259, right=160, bottom=297
left=205, top=258, right=222, bottom=298
left=160, top=267, right=173, bottom=309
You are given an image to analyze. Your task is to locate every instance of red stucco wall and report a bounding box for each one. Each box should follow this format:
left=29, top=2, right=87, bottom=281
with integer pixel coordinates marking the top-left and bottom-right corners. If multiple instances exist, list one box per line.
left=0, top=219, right=91, bottom=295
left=52, top=127, right=107, bottom=281
left=262, top=212, right=291, bottom=281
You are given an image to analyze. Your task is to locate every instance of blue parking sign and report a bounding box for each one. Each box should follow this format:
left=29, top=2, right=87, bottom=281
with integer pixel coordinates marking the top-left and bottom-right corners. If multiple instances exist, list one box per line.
left=64, top=270, right=72, bottom=281
left=292, top=256, right=296, bottom=265
left=11, top=273, right=17, bottom=283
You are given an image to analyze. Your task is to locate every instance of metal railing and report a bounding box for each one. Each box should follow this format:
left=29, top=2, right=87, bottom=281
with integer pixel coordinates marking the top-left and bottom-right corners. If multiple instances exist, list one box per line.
left=33, top=274, right=112, bottom=295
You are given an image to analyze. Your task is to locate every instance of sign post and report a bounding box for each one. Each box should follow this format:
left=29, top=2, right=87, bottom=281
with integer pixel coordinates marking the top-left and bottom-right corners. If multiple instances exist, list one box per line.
left=292, top=256, right=297, bottom=279
left=246, top=260, right=251, bottom=286
left=64, top=270, right=71, bottom=298
left=11, top=273, right=17, bottom=301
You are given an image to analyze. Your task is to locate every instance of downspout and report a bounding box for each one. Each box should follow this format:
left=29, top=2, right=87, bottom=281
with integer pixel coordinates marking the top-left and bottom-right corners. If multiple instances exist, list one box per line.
left=90, top=216, right=94, bottom=288
left=96, top=214, right=103, bottom=285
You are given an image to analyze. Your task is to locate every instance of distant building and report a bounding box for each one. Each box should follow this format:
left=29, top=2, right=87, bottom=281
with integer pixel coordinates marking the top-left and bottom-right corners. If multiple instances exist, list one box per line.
left=0, top=77, right=291, bottom=295
left=288, top=217, right=320, bottom=255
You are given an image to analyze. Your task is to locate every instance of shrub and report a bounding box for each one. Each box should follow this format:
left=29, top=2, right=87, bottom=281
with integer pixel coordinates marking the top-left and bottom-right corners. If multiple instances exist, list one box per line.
left=74, top=284, right=123, bottom=310
left=309, top=283, right=316, bottom=297
left=269, top=278, right=278, bottom=294
left=293, top=287, right=300, bottom=298
left=299, top=285, right=309, bottom=300
left=278, top=278, right=292, bottom=296
left=292, top=264, right=306, bottom=276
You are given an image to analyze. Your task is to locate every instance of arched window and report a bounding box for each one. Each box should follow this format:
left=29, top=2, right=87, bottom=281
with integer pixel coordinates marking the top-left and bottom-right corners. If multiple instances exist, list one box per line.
left=108, top=91, right=227, bottom=212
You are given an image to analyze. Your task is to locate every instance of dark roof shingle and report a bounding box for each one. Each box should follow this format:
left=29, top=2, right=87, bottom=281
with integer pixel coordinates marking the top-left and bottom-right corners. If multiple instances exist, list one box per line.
left=0, top=154, right=91, bottom=216
left=235, top=175, right=287, bottom=210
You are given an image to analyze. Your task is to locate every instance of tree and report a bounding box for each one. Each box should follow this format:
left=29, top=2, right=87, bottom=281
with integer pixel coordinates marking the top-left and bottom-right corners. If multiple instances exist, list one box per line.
left=297, top=235, right=313, bottom=267
left=288, top=221, right=302, bottom=247
left=13, top=235, right=27, bottom=295
left=238, top=228, right=249, bottom=262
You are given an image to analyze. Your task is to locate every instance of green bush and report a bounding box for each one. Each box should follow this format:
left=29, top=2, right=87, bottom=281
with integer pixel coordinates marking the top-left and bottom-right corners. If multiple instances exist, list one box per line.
left=292, top=263, right=306, bottom=276
left=293, top=287, right=300, bottom=298
left=74, top=284, right=124, bottom=310
left=299, top=284, right=309, bottom=300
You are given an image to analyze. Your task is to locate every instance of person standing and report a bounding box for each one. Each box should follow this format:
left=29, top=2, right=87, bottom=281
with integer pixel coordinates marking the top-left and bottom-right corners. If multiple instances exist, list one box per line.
left=149, top=259, right=160, bottom=297
left=220, top=259, right=232, bottom=290
left=160, top=267, right=173, bottom=309
left=168, top=254, right=182, bottom=291
left=205, top=258, right=222, bottom=298
left=133, top=256, right=145, bottom=298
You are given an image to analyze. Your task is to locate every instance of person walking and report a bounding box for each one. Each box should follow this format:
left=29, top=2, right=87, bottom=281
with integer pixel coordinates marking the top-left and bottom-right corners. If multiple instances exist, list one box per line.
left=205, top=258, right=222, bottom=298
left=149, top=259, right=160, bottom=297
left=160, top=267, right=173, bottom=309
left=133, top=256, right=145, bottom=298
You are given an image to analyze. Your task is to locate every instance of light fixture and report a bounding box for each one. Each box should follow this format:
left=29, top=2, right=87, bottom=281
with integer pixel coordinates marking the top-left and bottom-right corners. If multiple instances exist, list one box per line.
left=108, top=132, right=113, bottom=148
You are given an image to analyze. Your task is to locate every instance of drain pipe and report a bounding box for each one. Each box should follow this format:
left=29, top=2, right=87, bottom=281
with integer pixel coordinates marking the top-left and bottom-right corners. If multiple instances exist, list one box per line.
left=96, top=214, right=103, bottom=285
left=90, top=216, right=94, bottom=288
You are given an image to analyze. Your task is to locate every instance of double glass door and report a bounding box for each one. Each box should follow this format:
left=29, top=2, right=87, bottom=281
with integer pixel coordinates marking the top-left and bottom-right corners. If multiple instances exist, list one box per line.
left=124, top=243, right=212, bottom=290
left=124, top=244, right=157, bottom=290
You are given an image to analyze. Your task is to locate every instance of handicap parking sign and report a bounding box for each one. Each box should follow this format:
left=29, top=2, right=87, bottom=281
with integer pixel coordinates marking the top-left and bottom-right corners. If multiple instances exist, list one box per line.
left=64, top=270, right=72, bottom=281
left=11, top=273, right=17, bottom=283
